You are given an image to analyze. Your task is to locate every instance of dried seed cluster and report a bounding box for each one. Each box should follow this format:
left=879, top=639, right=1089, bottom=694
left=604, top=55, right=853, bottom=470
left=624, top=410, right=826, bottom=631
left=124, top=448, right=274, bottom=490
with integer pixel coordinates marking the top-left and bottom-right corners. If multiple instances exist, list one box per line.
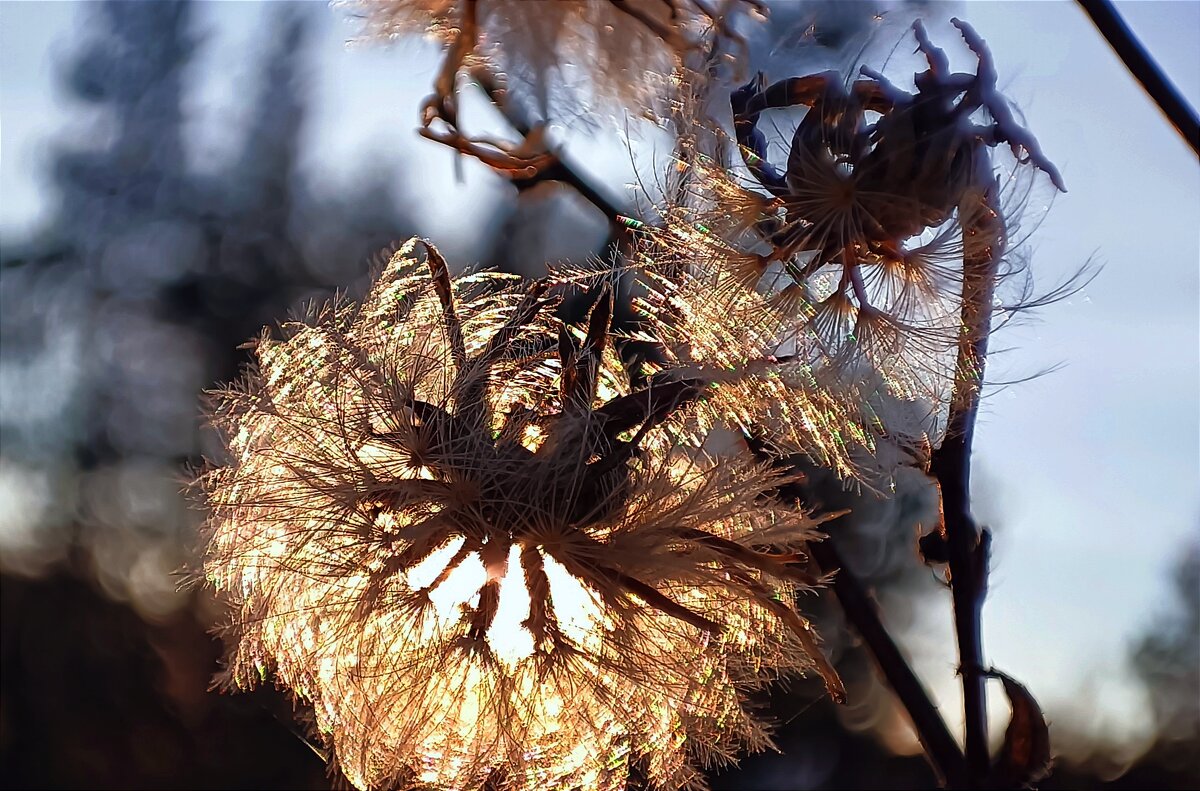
left=202, top=13, right=1064, bottom=791
left=202, top=240, right=841, bottom=791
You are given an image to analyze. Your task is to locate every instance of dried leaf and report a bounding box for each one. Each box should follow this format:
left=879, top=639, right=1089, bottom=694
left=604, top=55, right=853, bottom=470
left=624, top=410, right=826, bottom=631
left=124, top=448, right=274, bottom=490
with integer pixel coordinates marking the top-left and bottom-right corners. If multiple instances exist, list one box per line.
left=990, top=668, right=1053, bottom=787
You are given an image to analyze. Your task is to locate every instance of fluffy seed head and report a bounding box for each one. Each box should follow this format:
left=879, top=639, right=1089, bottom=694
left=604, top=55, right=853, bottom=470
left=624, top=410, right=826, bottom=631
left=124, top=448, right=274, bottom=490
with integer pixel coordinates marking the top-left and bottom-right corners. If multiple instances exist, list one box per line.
left=628, top=20, right=1063, bottom=472
left=200, top=239, right=840, bottom=791
left=351, top=0, right=763, bottom=122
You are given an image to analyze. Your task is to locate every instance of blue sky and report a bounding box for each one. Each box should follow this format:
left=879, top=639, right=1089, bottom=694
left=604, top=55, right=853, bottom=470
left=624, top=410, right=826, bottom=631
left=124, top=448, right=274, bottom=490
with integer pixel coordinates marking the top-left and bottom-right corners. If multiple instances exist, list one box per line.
left=1, top=0, right=1197, bottom=758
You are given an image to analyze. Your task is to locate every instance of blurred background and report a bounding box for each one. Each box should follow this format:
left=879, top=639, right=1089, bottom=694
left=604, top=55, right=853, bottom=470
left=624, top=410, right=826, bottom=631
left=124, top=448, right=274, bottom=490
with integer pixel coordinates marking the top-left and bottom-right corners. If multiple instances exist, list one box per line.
left=0, top=1, right=1196, bottom=788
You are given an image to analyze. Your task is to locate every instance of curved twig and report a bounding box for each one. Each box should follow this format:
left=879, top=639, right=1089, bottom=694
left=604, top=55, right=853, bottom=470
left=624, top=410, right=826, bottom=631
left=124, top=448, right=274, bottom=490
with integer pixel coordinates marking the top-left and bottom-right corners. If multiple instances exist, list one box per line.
left=1077, top=0, right=1200, bottom=157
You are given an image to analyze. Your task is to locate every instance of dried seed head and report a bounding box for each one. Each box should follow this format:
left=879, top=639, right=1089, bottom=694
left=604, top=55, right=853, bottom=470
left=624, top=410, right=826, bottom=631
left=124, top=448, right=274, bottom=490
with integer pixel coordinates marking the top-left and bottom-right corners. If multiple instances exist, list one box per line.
left=628, top=21, right=1062, bottom=473
left=349, top=0, right=764, bottom=122
left=200, top=238, right=839, bottom=791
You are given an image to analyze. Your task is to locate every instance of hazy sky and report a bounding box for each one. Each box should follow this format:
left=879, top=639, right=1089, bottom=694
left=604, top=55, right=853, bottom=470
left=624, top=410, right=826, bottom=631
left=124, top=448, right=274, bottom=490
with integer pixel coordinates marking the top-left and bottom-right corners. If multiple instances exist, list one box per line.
left=1, top=0, right=1197, bottom=756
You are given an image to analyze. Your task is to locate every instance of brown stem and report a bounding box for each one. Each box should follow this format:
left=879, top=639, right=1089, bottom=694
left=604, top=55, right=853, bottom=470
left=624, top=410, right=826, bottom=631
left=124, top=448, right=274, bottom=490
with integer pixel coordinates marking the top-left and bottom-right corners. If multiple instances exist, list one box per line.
left=422, top=0, right=476, bottom=129
left=928, top=171, right=1006, bottom=785
left=418, top=3, right=561, bottom=179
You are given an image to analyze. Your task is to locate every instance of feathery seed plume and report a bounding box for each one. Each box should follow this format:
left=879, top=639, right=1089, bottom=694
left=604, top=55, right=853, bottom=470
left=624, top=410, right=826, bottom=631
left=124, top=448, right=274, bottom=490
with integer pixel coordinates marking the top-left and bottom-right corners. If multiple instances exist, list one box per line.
left=629, top=20, right=1064, bottom=473
left=200, top=238, right=841, bottom=791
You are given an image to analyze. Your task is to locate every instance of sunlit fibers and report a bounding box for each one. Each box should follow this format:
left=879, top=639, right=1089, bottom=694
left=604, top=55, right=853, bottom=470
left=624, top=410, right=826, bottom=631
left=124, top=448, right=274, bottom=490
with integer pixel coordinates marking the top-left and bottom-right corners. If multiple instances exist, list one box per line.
left=408, top=539, right=598, bottom=665
left=409, top=536, right=492, bottom=625
left=404, top=536, right=465, bottom=589
left=542, top=553, right=604, bottom=647
left=520, top=423, right=546, bottom=452
left=487, top=543, right=535, bottom=666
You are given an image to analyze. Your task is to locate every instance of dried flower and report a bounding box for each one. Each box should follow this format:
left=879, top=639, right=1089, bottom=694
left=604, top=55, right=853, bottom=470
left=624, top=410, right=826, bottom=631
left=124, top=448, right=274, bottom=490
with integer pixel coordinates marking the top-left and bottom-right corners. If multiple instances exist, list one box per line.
left=629, top=20, right=1064, bottom=470
left=348, top=0, right=765, bottom=174
left=201, top=238, right=841, bottom=791
left=628, top=178, right=938, bottom=475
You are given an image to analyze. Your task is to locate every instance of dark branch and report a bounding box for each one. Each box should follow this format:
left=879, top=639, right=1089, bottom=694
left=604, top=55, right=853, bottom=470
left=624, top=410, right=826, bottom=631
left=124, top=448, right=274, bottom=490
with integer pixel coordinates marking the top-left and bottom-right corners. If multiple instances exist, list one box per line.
left=744, top=432, right=968, bottom=786
left=927, top=172, right=1007, bottom=785
left=808, top=537, right=967, bottom=786
left=1077, top=0, right=1200, bottom=157
left=469, top=69, right=630, bottom=227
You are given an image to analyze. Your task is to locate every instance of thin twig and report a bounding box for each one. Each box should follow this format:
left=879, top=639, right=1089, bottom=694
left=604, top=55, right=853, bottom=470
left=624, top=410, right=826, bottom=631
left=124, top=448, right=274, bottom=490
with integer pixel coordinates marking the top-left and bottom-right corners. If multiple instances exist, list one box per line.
left=1076, top=0, right=1200, bottom=157
left=744, top=434, right=968, bottom=787
left=469, top=69, right=629, bottom=227
left=418, top=0, right=563, bottom=178
left=808, top=538, right=968, bottom=786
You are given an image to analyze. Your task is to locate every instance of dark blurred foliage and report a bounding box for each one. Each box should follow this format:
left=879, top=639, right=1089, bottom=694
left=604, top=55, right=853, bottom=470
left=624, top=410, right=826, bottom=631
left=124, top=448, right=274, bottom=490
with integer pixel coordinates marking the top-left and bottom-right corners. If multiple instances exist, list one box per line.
left=1123, top=542, right=1200, bottom=783
left=1133, top=542, right=1199, bottom=746
left=0, top=0, right=414, bottom=603
left=1, top=571, right=330, bottom=791
left=1, top=1, right=1196, bottom=789
left=1, top=4, right=411, bottom=782
left=1028, top=538, right=1200, bottom=790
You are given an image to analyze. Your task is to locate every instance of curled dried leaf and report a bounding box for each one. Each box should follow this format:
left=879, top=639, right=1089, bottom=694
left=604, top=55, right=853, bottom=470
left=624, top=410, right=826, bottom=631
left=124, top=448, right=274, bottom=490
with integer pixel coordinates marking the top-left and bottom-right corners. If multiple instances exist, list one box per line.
left=989, top=668, right=1053, bottom=788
